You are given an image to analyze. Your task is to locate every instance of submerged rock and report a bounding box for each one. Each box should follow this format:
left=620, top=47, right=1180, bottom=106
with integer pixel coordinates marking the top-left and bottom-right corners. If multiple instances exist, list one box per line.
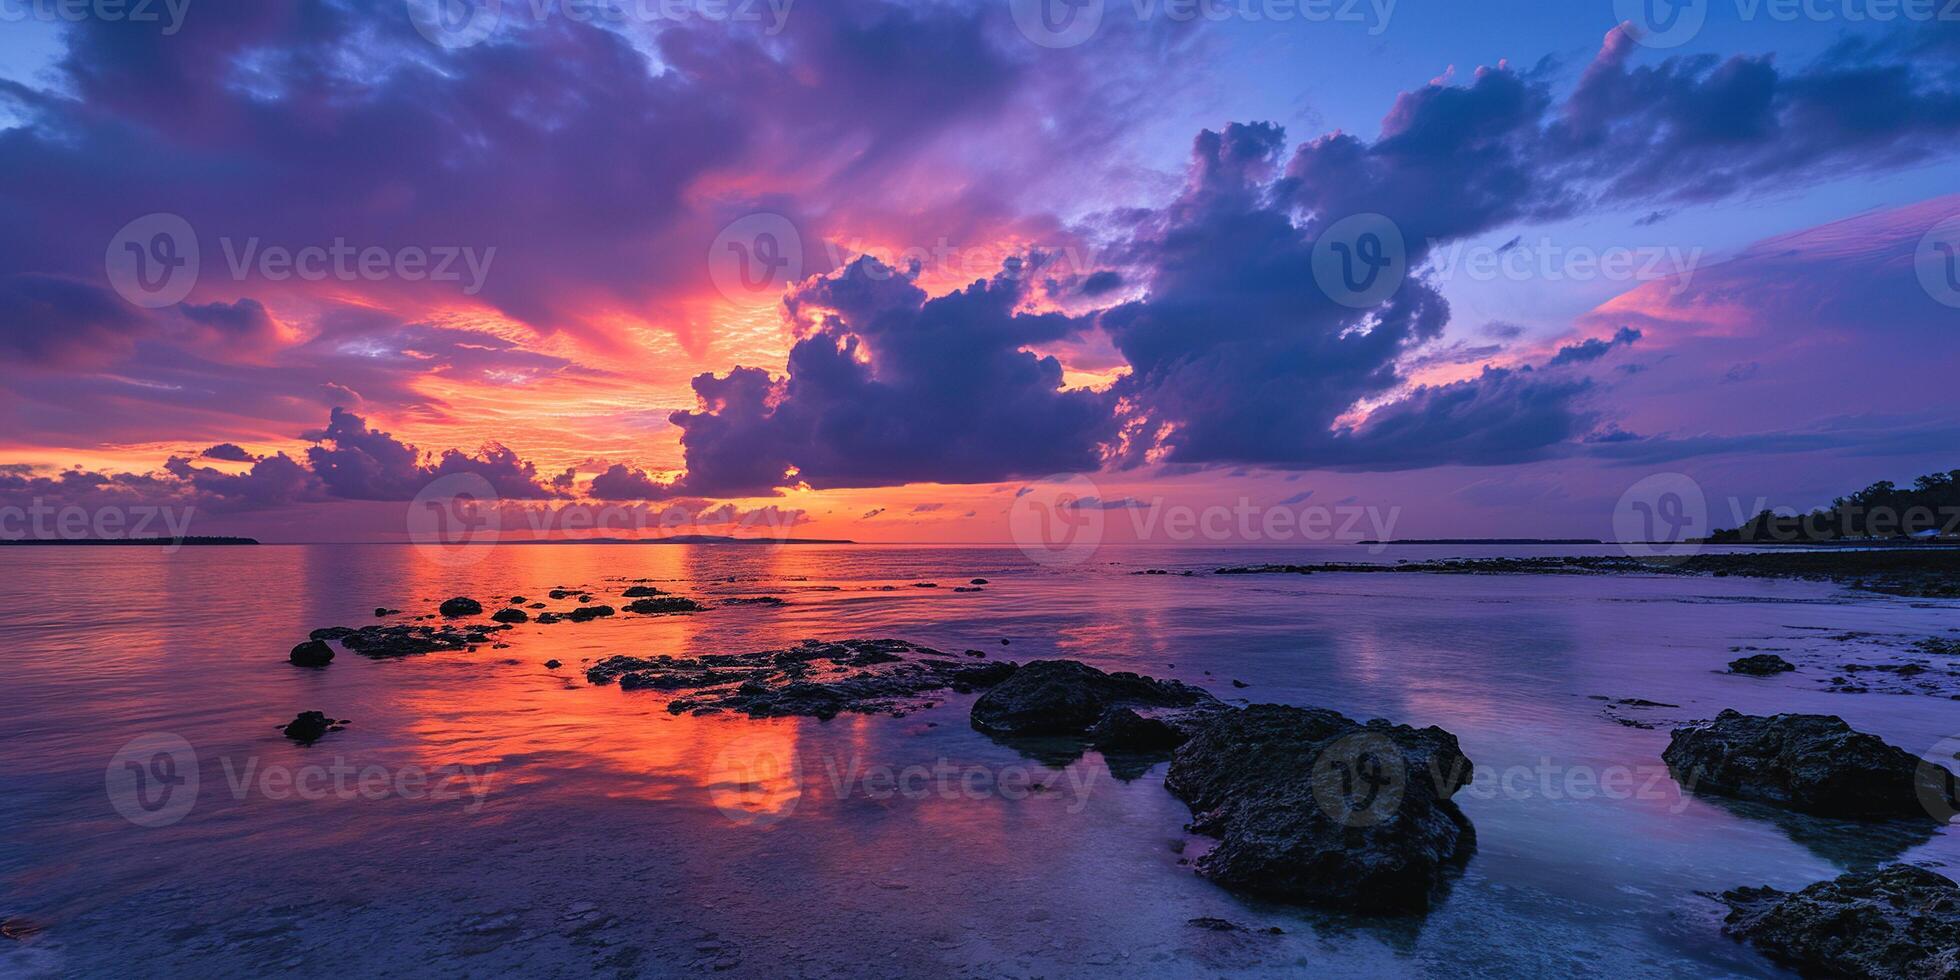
left=281, top=711, right=344, bottom=743
left=969, top=660, right=1219, bottom=738
left=723, top=596, right=786, bottom=606
left=588, top=638, right=1017, bottom=720
left=624, top=596, right=704, bottom=615
left=621, top=585, right=664, bottom=598
left=288, top=639, right=334, bottom=667
left=1164, top=704, right=1475, bottom=914
left=1662, top=709, right=1946, bottom=819
left=1717, top=864, right=1960, bottom=978
left=491, top=607, right=529, bottom=624
left=1728, top=654, right=1796, bottom=675
left=310, top=622, right=509, bottom=658
left=438, top=597, right=482, bottom=617
left=566, top=604, right=615, bottom=622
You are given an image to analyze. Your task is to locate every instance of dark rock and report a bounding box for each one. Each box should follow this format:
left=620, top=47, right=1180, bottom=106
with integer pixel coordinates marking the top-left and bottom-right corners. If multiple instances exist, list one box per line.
left=281, top=711, right=340, bottom=743
left=439, top=597, right=483, bottom=617
left=723, top=596, right=786, bottom=606
left=548, top=589, right=575, bottom=599
left=509, top=596, right=527, bottom=603
left=1717, top=864, right=1960, bottom=978
left=1728, top=654, right=1797, bottom=675
left=621, top=586, right=664, bottom=598
left=326, top=622, right=509, bottom=658
left=625, top=597, right=703, bottom=615
left=952, top=586, right=983, bottom=592
left=491, top=607, right=528, bottom=624
left=528, top=602, right=545, bottom=608
left=948, top=660, right=1017, bottom=693
left=1662, top=709, right=1946, bottom=819
left=544, top=660, right=562, bottom=670
left=373, top=607, right=394, bottom=617
left=1089, top=707, right=1186, bottom=752
left=535, top=612, right=561, bottom=624
left=970, top=578, right=989, bottom=585
left=289, top=639, right=334, bottom=667
left=566, top=604, right=615, bottom=622
left=969, top=659, right=1219, bottom=738
left=1164, top=704, right=1476, bottom=914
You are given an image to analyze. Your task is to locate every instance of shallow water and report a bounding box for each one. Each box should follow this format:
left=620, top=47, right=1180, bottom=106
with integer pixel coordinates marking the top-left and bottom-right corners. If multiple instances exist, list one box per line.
left=2, top=543, right=1956, bottom=977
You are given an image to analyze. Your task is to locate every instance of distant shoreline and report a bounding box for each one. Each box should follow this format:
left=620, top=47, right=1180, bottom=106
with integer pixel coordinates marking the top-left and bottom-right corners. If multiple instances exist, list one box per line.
left=0, top=537, right=260, bottom=546
left=1357, top=538, right=1602, bottom=545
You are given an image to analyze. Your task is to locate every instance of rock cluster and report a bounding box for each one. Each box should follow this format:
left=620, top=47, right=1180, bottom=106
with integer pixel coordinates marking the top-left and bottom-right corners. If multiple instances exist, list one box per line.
left=587, top=639, right=1019, bottom=720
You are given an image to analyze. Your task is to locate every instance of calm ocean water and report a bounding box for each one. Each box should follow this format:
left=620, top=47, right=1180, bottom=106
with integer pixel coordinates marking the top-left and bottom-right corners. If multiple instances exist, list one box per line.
left=2, top=543, right=1955, bottom=977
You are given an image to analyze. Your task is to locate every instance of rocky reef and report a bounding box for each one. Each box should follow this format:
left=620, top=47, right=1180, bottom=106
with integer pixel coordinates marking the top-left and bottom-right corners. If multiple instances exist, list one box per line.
left=587, top=639, right=1018, bottom=720
left=1717, top=864, right=1960, bottom=978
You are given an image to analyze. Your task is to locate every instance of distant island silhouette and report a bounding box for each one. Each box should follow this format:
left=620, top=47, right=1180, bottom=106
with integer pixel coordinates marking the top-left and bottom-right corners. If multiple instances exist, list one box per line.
left=496, top=535, right=855, bottom=545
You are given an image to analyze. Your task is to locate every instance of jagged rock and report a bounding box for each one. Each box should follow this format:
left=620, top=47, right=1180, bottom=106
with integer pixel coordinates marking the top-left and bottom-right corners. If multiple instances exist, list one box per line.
left=1718, top=864, right=1960, bottom=978
left=1663, top=709, right=1947, bottom=819
left=624, top=597, right=703, bottom=615
left=1164, top=704, right=1475, bottom=914
left=621, top=586, right=664, bottom=598
left=1089, top=707, right=1186, bottom=752
left=968, top=659, right=1218, bottom=738
left=566, top=604, right=615, bottom=622
left=281, top=711, right=343, bottom=743
left=438, top=597, right=482, bottom=617
left=491, top=607, right=529, bottom=624
left=1728, top=654, right=1796, bottom=675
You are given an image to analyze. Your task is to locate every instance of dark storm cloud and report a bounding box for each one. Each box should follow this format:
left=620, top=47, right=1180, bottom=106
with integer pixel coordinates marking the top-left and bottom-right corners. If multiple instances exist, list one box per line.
left=669, top=257, right=1117, bottom=494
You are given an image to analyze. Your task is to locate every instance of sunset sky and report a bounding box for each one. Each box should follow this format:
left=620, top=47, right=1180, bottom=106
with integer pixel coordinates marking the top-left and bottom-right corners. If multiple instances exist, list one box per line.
left=2, top=1, right=1957, bottom=543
